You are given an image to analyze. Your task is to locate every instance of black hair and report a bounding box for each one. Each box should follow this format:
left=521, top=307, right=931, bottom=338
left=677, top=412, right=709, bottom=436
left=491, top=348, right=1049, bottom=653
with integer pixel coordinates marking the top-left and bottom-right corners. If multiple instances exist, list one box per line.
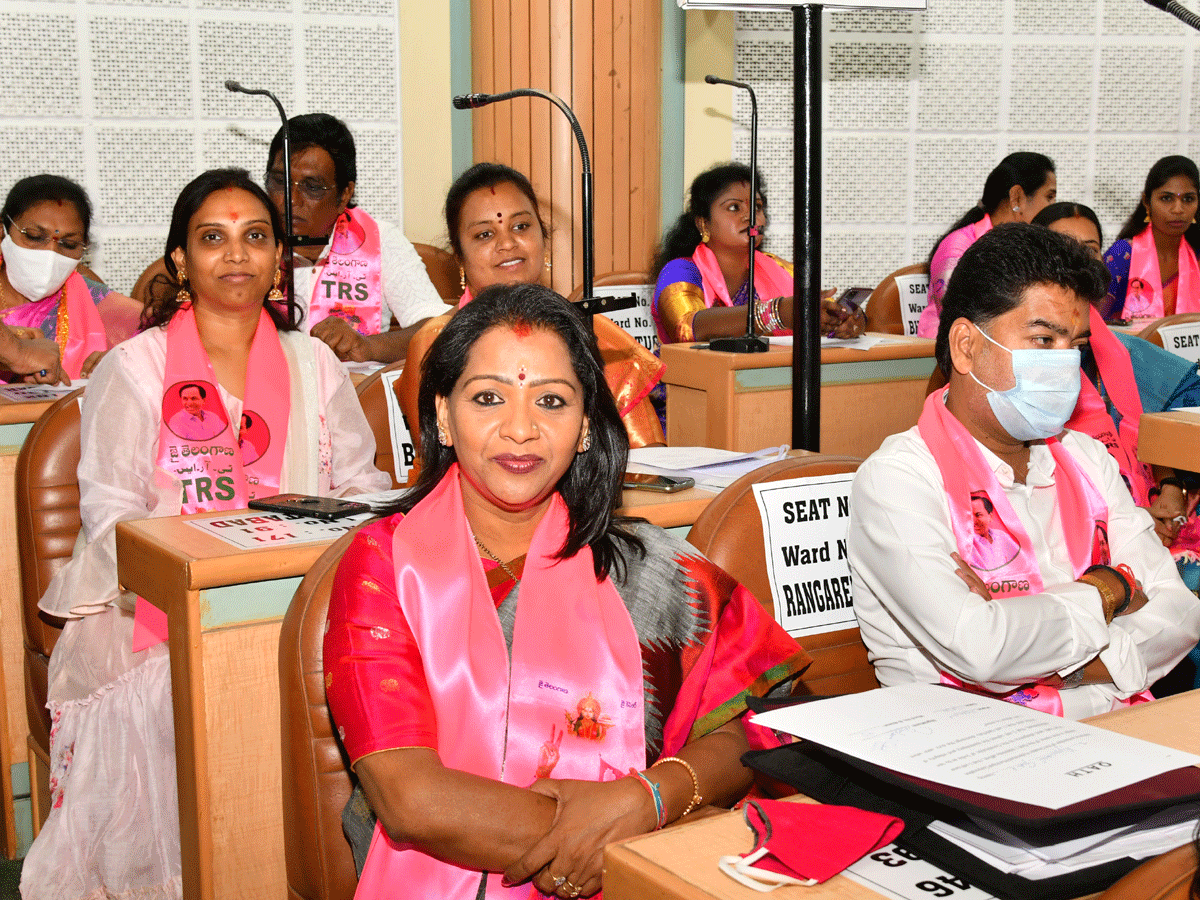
left=143, top=168, right=298, bottom=332
left=2, top=174, right=93, bottom=242
left=934, top=223, right=1108, bottom=377
left=1031, top=202, right=1104, bottom=249
left=179, top=382, right=207, bottom=399
left=443, top=162, right=548, bottom=259
left=381, top=281, right=642, bottom=579
left=970, top=491, right=995, bottom=514
left=267, top=113, right=357, bottom=202
left=928, top=152, right=1056, bottom=272
left=1116, top=155, right=1200, bottom=256
left=651, top=162, right=765, bottom=281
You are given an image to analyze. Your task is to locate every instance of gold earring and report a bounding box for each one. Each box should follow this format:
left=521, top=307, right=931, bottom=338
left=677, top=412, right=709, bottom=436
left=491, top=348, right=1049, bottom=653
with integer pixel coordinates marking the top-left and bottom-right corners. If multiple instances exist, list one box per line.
left=437, top=424, right=449, bottom=446
left=267, top=268, right=284, bottom=303
left=544, top=255, right=551, bottom=272
left=1145, top=208, right=1152, bottom=224
left=699, top=223, right=710, bottom=243
left=579, top=431, right=592, bottom=453
left=459, top=267, right=466, bottom=292
left=176, top=266, right=191, bottom=304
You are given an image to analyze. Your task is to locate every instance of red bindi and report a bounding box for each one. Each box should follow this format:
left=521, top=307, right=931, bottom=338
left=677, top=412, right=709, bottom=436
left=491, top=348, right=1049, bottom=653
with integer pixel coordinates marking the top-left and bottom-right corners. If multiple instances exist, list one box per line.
left=518, top=371, right=526, bottom=381
left=513, top=322, right=532, bottom=337
left=56, top=199, right=63, bottom=207
left=229, top=211, right=239, bottom=221
left=489, top=186, right=496, bottom=195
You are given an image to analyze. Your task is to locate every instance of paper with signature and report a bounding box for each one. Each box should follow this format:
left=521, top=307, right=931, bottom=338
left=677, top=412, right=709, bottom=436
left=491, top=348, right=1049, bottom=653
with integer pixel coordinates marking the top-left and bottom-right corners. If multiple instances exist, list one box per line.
left=751, top=684, right=1200, bottom=810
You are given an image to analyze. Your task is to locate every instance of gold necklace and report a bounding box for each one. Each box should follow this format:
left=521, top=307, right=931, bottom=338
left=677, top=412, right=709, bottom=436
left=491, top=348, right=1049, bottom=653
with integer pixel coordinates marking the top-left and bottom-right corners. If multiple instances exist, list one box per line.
left=473, top=535, right=519, bottom=584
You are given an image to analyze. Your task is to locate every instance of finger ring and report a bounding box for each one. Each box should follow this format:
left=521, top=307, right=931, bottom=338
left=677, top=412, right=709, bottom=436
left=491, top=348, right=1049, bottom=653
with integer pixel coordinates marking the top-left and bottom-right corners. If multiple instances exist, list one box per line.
left=569, top=890, right=581, bottom=898
left=551, top=875, right=566, bottom=889
left=38, top=369, right=47, bottom=377
left=561, top=881, right=578, bottom=896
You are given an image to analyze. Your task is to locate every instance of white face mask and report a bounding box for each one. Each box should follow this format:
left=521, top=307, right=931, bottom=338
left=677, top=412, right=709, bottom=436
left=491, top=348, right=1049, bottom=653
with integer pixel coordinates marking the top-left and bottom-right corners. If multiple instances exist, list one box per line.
left=2, top=233, right=78, bottom=301
left=969, top=325, right=1081, bottom=442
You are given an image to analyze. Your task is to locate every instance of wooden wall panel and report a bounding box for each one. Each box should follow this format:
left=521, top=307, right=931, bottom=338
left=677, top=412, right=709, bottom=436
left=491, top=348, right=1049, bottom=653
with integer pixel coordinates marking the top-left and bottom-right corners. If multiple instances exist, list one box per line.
left=471, top=0, right=662, bottom=294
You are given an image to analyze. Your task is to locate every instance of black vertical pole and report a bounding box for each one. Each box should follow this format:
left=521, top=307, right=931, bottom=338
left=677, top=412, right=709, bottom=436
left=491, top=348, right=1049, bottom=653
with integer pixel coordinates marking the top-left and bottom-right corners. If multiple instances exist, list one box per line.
left=793, top=5, right=822, bottom=451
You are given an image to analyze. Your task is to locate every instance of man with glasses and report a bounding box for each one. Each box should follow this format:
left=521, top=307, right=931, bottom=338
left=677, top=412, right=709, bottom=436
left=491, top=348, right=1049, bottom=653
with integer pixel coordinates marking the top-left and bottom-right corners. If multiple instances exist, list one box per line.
left=264, top=113, right=445, bottom=364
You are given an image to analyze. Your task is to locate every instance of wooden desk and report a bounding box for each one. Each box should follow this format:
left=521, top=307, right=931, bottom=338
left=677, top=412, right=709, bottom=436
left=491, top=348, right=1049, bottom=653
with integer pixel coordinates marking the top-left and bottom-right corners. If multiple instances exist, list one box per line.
left=661, top=336, right=936, bottom=456
left=1139, top=409, right=1200, bottom=472
left=0, top=396, right=59, bottom=859
left=114, top=487, right=723, bottom=899
left=604, top=690, right=1200, bottom=900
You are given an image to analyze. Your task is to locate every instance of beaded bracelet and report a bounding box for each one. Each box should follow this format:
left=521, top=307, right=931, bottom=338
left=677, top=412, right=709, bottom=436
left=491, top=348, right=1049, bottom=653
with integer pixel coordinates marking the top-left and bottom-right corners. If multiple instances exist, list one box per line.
left=651, top=755, right=704, bottom=818
left=627, top=768, right=666, bottom=830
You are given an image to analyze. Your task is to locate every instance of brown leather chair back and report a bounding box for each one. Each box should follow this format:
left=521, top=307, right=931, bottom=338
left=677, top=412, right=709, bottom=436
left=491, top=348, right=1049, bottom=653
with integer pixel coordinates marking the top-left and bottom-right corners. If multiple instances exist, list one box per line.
left=413, top=243, right=462, bottom=303
left=132, top=257, right=171, bottom=305
left=1098, top=843, right=1198, bottom=899
left=564, top=271, right=652, bottom=303
left=280, top=531, right=360, bottom=900
left=15, top=390, right=84, bottom=754
left=865, top=263, right=927, bottom=335
left=686, top=455, right=879, bottom=697
left=1137, top=312, right=1200, bottom=349
left=354, top=361, right=409, bottom=489
left=396, top=312, right=453, bottom=460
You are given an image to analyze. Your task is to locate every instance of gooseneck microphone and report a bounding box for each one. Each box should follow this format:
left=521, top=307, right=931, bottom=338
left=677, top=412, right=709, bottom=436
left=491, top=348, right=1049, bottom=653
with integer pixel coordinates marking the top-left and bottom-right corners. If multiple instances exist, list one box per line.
left=225, top=80, right=298, bottom=307
left=704, top=75, right=768, bottom=353
left=1143, top=0, right=1200, bottom=31
left=452, top=89, right=602, bottom=313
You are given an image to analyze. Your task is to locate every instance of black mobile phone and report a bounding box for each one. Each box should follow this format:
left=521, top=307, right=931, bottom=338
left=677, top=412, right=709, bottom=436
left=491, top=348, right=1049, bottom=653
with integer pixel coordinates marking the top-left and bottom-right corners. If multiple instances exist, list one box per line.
left=622, top=472, right=695, bottom=493
left=247, top=493, right=372, bottom=521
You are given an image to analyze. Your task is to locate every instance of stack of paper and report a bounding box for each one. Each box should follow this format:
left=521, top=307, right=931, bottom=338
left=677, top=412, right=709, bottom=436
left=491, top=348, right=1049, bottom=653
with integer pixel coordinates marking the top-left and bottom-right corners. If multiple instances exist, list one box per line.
left=627, top=445, right=789, bottom=491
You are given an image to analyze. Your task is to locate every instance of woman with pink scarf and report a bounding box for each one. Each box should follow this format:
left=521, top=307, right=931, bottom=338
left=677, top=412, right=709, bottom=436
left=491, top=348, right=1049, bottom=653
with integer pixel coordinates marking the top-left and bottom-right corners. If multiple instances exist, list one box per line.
left=0, top=175, right=140, bottom=380
left=325, top=284, right=810, bottom=899
left=1102, top=156, right=1200, bottom=323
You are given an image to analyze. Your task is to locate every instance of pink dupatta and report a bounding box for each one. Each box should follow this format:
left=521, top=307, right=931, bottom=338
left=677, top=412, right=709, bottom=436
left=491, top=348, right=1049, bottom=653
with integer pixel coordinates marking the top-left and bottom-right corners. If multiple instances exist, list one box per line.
left=691, top=243, right=793, bottom=310
left=356, top=468, right=645, bottom=899
left=307, top=207, right=384, bottom=334
left=1125, top=225, right=1200, bottom=319
left=0, top=272, right=109, bottom=378
left=918, top=391, right=1110, bottom=715
left=1067, top=306, right=1151, bottom=506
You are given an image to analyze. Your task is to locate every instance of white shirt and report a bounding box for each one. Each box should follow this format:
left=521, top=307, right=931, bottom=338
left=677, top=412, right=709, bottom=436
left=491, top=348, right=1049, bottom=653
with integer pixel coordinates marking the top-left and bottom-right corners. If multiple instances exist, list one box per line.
left=848, top=425, right=1200, bottom=719
left=291, top=213, right=446, bottom=332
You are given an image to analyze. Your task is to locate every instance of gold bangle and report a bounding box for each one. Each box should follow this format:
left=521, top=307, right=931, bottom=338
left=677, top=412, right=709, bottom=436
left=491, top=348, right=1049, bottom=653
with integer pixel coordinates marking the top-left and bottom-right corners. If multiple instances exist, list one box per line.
left=1078, top=571, right=1120, bottom=624
left=651, top=755, right=704, bottom=819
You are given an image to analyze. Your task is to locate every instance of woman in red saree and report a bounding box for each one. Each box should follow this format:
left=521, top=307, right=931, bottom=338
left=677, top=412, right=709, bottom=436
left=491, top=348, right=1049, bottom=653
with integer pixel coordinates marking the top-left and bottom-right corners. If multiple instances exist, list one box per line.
left=324, top=283, right=810, bottom=898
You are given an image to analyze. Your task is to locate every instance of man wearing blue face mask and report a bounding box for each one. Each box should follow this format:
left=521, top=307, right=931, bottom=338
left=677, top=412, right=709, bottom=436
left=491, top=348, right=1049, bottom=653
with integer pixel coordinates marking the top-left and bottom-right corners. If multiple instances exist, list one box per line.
left=848, top=224, right=1200, bottom=719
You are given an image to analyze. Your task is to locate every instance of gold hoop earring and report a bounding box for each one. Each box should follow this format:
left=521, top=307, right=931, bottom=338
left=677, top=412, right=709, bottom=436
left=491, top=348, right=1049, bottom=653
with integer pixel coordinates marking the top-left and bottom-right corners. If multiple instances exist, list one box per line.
left=176, top=266, right=191, bottom=304
left=267, top=268, right=284, bottom=303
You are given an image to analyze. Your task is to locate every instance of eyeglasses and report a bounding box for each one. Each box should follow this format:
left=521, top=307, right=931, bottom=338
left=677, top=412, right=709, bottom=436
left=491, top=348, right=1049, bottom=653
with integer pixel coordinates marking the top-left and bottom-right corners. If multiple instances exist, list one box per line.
left=4, top=216, right=88, bottom=256
left=264, top=172, right=334, bottom=203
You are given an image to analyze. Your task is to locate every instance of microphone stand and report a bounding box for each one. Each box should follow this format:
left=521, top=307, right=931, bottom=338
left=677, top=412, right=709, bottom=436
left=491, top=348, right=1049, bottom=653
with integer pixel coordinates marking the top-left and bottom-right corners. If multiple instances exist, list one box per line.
left=704, top=75, right=769, bottom=353
left=1143, top=0, right=1200, bottom=30
left=453, top=90, right=637, bottom=326
left=224, top=80, right=297, bottom=312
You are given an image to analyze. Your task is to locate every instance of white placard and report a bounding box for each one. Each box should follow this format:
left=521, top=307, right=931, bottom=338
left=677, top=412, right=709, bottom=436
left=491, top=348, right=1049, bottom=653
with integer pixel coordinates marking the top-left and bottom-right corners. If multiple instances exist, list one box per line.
left=751, top=473, right=856, bottom=637
left=895, top=273, right=930, bottom=337
left=188, top=510, right=372, bottom=550
left=1156, top=322, right=1200, bottom=364
left=751, top=684, right=1200, bottom=811
left=380, top=369, right=416, bottom=481
left=844, top=843, right=997, bottom=900
left=0, top=380, right=86, bottom=402
left=593, top=284, right=658, bottom=355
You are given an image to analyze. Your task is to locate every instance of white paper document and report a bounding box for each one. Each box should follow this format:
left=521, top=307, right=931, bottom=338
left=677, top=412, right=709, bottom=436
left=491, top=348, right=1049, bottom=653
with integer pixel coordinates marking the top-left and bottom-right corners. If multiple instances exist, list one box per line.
left=626, top=445, right=789, bottom=490
left=187, top=488, right=407, bottom=550
left=0, top=380, right=87, bottom=401
left=769, top=334, right=889, bottom=351
left=750, top=683, right=1200, bottom=810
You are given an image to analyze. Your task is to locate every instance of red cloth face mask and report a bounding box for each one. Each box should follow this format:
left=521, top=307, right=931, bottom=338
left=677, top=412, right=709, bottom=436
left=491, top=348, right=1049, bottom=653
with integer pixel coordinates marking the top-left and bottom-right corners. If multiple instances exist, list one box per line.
left=718, top=799, right=904, bottom=890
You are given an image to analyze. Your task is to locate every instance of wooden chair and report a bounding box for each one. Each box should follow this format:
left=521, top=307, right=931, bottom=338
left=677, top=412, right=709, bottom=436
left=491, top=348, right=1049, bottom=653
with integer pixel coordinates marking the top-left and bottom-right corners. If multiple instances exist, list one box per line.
left=1096, top=843, right=1198, bottom=899
left=396, top=312, right=453, bottom=460
left=865, top=263, right=927, bottom=335
left=279, top=531, right=360, bottom=900
left=354, top=360, right=410, bottom=489
left=686, top=455, right=879, bottom=696
left=1137, top=313, right=1200, bottom=349
left=413, top=242, right=461, bottom=304
left=14, top=390, right=84, bottom=834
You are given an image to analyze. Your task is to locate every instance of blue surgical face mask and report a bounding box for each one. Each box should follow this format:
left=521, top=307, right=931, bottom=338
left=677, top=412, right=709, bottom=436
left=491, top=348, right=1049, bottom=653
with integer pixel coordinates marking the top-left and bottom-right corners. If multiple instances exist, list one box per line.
left=968, top=325, right=1081, bottom=442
